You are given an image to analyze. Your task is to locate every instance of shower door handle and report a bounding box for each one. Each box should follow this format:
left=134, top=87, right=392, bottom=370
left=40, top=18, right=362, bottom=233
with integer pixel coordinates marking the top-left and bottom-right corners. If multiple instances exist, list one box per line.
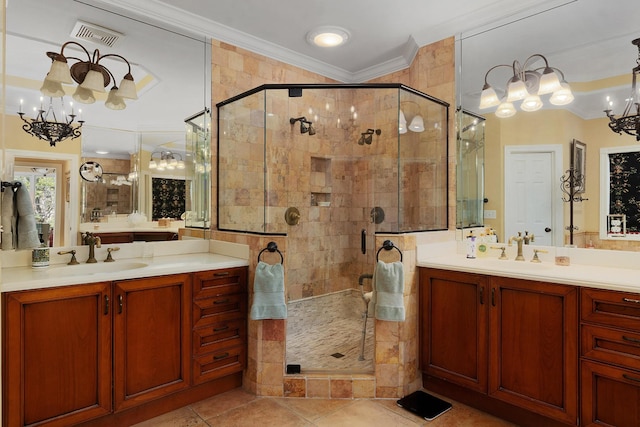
left=361, top=229, right=366, bottom=254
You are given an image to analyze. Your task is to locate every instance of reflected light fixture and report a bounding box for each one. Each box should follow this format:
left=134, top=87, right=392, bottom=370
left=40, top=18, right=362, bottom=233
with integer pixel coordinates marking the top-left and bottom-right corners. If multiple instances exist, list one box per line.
left=41, top=40, right=138, bottom=110
left=399, top=101, right=425, bottom=133
left=605, top=38, right=640, bottom=141
left=17, top=97, right=83, bottom=146
left=479, top=53, right=573, bottom=117
left=148, top=151, right=185, bottom=171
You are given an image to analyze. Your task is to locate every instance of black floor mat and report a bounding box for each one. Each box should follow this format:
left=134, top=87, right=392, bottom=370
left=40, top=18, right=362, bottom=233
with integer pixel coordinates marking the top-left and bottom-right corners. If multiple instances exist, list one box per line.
left=397, top=390, right=452, bottom=421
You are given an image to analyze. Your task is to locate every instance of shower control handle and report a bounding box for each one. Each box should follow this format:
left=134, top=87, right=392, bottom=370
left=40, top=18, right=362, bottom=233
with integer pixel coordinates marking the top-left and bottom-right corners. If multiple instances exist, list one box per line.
left=361, top=229, right=366, bottom=255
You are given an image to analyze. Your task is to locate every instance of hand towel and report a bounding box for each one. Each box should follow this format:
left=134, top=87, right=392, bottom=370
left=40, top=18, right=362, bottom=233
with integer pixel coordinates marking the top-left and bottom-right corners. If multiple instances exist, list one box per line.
left=15, top=185, right=42, bottom=250
left=1, top=188, right=16, bottom=250
left=250, top=261, right=287, bottom=320
left=372, top=260, right=405, bottom=321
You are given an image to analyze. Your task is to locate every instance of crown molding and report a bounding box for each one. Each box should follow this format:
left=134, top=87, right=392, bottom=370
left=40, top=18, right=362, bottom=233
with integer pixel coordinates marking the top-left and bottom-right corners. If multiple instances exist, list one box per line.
left=88, top=0, right=418, bottom=83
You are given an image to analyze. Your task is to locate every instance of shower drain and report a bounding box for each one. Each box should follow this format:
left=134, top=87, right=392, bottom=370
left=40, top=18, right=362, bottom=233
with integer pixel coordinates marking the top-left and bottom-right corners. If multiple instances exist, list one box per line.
left=331, top=352, right=345, bottom=358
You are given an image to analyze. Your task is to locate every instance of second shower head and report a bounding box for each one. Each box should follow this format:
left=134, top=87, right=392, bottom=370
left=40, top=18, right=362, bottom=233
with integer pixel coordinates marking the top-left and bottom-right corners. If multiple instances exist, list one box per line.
left=358, top=128, right=381, bottom=145
left=290, top=117, right=316, bottom=136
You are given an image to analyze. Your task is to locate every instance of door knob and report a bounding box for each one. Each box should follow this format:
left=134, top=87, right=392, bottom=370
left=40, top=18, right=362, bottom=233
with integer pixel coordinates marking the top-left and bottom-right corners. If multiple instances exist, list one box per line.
left=544, top=227, right=551, bottom=232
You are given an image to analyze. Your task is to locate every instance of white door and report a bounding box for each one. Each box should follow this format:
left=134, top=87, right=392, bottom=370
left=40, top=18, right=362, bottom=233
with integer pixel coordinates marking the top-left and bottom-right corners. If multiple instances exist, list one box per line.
left=504, top=145, right=563, bottom=246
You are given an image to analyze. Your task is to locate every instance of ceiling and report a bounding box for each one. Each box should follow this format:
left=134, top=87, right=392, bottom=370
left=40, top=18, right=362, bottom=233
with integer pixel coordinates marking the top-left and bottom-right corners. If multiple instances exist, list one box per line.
left=4, top=0, right=639, bottom=155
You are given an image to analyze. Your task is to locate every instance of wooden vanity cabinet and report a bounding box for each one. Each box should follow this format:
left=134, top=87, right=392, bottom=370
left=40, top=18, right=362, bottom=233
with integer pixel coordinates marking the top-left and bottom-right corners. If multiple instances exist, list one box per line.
left=580, top=287, right=640, bottom=427
left=488, top=275, right=578, bottom=425
left=3, top=267, right=248, bottom=427
left=420, top=268, right=579, bottom=426
left=113, top=273, right=191, bottom=411
left=192, top=267, right=248, bottom=384
left=420, top=268, right=489, bottom=392
left=3, top=282, right=113, bottom=427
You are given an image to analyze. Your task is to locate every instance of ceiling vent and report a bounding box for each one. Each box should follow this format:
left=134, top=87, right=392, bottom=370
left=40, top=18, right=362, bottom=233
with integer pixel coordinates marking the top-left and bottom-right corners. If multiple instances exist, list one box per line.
left=70, top=21, right=124, bottom=48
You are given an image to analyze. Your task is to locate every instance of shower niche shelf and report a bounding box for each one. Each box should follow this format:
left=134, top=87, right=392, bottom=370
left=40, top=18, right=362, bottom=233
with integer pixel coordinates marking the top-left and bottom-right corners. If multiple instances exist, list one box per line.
left=311, top=157, right=331, bottom=206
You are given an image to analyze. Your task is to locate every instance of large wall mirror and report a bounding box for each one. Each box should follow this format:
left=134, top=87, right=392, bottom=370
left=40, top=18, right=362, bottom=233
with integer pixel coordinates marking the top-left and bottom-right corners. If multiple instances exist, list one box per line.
left=2, top=0, right=211, bottom=248
left=457, top=0, right=640, bottom=250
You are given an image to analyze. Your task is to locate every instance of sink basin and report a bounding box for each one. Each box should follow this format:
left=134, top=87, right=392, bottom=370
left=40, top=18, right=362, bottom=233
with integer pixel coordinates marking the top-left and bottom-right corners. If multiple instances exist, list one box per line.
left=46, top=262, right=148, bottom=278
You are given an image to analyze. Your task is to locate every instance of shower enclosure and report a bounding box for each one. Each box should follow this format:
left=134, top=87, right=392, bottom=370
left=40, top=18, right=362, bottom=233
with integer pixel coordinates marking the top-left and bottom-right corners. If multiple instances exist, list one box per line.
left=217, top=84, right=448, bottom=372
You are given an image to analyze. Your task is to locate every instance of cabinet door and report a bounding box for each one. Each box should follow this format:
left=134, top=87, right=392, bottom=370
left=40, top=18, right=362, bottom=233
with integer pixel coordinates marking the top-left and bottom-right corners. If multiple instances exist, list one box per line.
left=488, top=277, right=578, bottom=425
left=113, top=273, right=191, bottom=411
left=581, top=360, right=640, bottom=427
left=420, top=268, right=489, bottom=392
left=3, top=283, right=112, bottom=427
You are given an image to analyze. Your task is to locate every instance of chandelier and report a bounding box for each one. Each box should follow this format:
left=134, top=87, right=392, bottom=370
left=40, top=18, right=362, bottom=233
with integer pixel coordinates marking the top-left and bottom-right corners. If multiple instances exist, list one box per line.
left=479, top=53, right=574, bottom=118
left=17, top=97, right=83, bottom=147
left=605, top=38, right=640, bottom=141
left=149, top=151, right=185, bottom=171
left=41, top=40, right=138, bottom=109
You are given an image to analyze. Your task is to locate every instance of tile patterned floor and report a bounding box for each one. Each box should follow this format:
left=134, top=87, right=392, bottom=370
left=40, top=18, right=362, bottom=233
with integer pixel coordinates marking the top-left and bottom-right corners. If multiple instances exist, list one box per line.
left=132, top=388, right=518, bottom=427
left=286, top=315, right=375, bottom=372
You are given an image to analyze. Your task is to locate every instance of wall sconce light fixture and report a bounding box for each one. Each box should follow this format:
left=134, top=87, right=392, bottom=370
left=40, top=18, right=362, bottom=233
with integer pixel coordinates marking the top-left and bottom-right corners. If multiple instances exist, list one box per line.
left=479, top=53, right=573, bottom=118
left=399, top=101, right=425, bottom=133
left=149, top=151, right=185, bottom=171
left=41, top=40, right=138, bottom=109
left=605, top=38, right=640, bottom=141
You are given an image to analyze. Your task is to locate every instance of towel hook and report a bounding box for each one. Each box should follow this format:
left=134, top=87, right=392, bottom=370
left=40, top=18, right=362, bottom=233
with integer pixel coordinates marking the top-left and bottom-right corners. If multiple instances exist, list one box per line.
left=376, top=240, right=402, bottom=262
left=1, top=181, right=22, bottom=192
left=257, top=241, right=284, bottom=264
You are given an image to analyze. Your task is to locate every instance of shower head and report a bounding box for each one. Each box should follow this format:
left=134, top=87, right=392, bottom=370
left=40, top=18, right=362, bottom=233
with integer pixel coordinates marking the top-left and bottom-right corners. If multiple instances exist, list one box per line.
left=289, top=116, right=316, bottom=135
left=358, top=128, right=381, bottom=145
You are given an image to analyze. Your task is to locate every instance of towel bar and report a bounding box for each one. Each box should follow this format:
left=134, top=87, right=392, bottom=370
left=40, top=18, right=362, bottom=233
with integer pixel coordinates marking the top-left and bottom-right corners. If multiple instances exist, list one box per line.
left=376, top=239, right=402, bottom=262
left=257, top=241, right=284, bottom=264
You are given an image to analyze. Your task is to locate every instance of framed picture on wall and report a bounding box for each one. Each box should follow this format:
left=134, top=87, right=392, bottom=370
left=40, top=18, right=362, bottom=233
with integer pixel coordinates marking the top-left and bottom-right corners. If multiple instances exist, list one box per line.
left=572, top=139, right=586, bottom=193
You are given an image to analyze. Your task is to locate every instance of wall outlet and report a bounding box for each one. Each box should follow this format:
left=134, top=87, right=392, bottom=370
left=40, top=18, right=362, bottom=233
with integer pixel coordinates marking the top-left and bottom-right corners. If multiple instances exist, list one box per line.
left=484, top=209, right=497, bottom=219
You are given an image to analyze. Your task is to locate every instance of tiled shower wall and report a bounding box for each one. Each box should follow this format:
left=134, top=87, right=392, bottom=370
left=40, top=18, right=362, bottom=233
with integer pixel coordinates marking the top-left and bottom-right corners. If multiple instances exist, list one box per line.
left=211, top=37, right=455, bottom=397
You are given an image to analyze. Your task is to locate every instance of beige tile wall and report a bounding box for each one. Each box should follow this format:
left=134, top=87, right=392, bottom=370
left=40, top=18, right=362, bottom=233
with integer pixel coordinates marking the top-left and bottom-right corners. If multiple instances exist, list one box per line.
left=212, top=36, right=455, bottom=398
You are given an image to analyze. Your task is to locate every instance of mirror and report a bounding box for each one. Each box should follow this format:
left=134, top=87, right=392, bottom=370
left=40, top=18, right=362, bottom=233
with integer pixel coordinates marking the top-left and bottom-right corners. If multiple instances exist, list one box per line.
left=2, top=0, right=211, bottom=247
left=457, top=0, right=640, bottom=250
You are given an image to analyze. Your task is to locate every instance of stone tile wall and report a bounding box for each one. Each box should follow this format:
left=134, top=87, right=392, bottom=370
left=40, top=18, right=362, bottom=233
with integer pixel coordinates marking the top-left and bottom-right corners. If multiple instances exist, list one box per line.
left=211, top=36, right=455, bottom=398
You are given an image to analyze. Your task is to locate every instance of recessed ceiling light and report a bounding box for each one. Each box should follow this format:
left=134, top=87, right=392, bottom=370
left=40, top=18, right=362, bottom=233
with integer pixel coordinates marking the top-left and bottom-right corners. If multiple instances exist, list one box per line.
left=306, top=26, right=350, bottom=48
left=96, top=150, right=109, bottom=155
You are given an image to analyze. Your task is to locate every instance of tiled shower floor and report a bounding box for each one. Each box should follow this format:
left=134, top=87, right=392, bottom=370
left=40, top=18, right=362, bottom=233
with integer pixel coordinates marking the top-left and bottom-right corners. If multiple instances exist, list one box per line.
left=286, top=313, right=375, bottom=372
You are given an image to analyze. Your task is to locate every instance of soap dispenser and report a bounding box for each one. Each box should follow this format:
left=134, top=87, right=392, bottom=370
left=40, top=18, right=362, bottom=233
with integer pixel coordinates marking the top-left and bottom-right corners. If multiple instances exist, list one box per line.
left=466, top=231, right=477, bottom=259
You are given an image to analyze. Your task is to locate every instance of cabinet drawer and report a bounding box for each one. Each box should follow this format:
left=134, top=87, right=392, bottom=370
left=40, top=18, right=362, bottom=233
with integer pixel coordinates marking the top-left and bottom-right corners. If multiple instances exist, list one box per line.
left=193, top=267, right=247, bottom=299
left=581, top=360, right=640, bottom=427
left=192, top=345, right=246, bottom=385
left=193, top=318, right=246, bottom=356
left=581, top=288, right=640, bottom=330
left=193, top=294, right=247, bottom=328
left=582, top=324, right=640, bottom=371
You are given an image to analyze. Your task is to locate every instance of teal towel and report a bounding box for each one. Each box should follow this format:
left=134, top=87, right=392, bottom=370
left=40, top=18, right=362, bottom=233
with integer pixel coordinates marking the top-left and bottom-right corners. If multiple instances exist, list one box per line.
left=372, top=260, right=405, bottom=321
left=250, top=261, right=287, bottom=320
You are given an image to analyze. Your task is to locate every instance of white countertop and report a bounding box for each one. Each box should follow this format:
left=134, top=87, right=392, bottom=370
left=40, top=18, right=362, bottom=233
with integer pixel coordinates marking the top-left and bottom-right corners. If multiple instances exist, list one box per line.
left=417, top=241, right=640, bottom=293
left=1, top=240, right=250, bottom=293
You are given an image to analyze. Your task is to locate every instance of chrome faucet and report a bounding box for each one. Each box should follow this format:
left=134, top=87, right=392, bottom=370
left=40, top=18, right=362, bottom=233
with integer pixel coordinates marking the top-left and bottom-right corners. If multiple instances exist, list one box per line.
left=508, top=231, right=525, bottom=261
left=82, top=232, right=102, bottom=263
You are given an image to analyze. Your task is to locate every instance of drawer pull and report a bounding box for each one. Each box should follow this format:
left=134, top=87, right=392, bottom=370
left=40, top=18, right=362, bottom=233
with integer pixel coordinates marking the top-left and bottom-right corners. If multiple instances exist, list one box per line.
left=491, top=288, right=496, bottom=306
left=479, top=287, right=484, bottom=305
left=623, top=374, right=640, bottom=383
left=623, top=297, right=640, bottom=304
left=622, top=335, right=640, bottom=344
left=118, top=294, right=123, bottom=314
left=214, top=352, right=230, bottom=361
left=214, top=299, right=230, bottom=305
left=214, top=325, right=230, bottom=332
left=104, top=295, right=109, bottom=315
left=214, top=272, right=230, bottom=277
